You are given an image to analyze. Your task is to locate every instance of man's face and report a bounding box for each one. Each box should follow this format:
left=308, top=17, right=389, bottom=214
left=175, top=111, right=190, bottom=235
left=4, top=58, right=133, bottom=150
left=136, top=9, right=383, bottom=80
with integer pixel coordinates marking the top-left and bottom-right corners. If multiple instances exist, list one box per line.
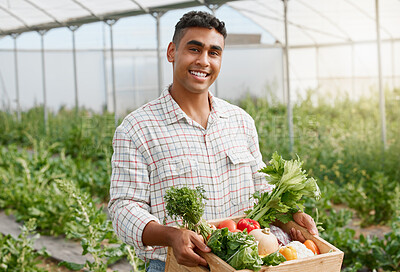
left=167, top=27, right=224, bottom=95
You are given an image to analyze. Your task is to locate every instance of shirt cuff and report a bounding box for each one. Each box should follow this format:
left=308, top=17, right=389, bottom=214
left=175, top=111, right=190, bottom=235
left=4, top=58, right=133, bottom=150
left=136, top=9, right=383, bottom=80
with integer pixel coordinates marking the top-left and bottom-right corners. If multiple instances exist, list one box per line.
left=131, top=212, right=161, bottom=252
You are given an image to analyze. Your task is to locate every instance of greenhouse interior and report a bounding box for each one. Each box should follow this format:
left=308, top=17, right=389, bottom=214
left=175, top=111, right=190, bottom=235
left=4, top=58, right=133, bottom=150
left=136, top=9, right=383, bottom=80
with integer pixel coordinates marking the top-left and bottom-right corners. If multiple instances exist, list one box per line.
left=0, top=0, right=399, bottom=271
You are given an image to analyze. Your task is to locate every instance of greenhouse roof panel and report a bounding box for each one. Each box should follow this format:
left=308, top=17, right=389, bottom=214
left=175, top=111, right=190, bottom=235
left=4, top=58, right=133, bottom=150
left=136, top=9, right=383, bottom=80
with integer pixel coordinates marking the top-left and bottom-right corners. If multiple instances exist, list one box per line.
left=228, top=0, right=400, bottom=47
left=0, top=0, right=234, bottom=35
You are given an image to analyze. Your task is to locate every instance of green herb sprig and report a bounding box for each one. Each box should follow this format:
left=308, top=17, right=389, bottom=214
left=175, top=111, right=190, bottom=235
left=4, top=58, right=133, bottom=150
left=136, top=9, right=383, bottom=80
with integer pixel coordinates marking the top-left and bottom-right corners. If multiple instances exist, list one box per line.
left=164, top=186, right=212, bottom=241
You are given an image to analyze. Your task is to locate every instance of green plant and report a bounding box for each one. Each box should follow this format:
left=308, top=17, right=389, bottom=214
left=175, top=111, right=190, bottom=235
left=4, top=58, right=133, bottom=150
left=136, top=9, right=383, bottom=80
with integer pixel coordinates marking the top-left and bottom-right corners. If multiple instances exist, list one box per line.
left=56, top=179, right=143, bottom=271
left=0, top=218, right=49, bottom=272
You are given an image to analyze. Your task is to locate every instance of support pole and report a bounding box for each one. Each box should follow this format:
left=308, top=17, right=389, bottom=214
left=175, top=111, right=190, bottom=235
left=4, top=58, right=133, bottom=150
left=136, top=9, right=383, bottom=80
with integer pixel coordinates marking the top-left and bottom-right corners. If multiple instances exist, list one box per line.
left=375, top=0, right=387, bottom=150
left=11, top=33, right=21, bottom=122
left=351, top=43, right=355, bottom=97
left=281, top=43, right=286, bottom=103
left=283, top=0, right=294, bottom=154
left=208, top=4, right=220, bottom=97
left=69, top=25, right=80, bottom=113
left=38, top=30, right=48, bottom=133
left=153, top=12, right=165, bottom=95
left=391, top=39, right=395, bottom=89
left=315, top=46, right=319, bottom=90
left=102, top=23, right=109, bottom=113
left=105, top=19, right=118, bottom=127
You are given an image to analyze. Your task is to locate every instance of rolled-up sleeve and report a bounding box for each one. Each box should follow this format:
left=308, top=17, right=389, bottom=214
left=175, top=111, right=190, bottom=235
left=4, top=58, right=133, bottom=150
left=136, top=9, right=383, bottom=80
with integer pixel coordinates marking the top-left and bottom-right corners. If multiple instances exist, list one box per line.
left=108, top=123, right=160, bottom=252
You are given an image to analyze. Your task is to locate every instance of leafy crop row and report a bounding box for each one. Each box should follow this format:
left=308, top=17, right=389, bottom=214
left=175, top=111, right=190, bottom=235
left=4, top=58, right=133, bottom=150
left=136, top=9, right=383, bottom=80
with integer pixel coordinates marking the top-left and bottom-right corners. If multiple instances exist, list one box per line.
left=240, top=88, right=400, bottom=271
left=0, top=87, right=399, bottom=271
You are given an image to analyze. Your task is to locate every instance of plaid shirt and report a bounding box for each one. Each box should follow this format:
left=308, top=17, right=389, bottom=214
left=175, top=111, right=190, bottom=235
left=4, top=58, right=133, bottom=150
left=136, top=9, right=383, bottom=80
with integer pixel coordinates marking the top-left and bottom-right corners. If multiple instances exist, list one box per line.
left=108, top=88, right=290, bottom=262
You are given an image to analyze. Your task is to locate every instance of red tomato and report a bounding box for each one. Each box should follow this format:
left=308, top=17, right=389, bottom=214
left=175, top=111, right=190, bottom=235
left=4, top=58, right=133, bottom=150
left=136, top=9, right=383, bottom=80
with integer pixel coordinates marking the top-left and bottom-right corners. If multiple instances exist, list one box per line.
left=217, top=219, right=237, bottom=232
left=236, top=218, right=260, bottom=232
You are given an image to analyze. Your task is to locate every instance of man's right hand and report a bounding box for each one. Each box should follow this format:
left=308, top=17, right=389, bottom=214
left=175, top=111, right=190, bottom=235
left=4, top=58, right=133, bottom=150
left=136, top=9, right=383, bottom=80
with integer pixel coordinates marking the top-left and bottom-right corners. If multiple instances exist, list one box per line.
left=142, top=221, right=211, bottom=267
left=170, top=228, right=211, bottom=267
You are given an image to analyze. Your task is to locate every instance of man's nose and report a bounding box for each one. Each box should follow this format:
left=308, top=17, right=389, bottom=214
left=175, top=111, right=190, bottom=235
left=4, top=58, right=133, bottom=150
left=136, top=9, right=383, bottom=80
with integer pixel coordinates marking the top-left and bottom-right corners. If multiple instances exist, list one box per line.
left=196, top=51, right=210, bottom=66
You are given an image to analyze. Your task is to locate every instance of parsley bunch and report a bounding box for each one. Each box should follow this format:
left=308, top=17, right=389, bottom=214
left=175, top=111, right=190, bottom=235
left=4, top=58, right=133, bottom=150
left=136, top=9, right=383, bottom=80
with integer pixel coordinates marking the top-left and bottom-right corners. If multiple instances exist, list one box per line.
left=246, top=152, right=321, bottom=227
left=164, top=186, right=213, bottom=241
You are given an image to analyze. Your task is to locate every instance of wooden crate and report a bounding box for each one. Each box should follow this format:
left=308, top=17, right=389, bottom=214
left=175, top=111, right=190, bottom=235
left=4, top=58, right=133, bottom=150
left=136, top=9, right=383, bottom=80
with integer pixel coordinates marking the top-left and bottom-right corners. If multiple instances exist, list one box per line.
left=165, top=215, right=344, bottom=272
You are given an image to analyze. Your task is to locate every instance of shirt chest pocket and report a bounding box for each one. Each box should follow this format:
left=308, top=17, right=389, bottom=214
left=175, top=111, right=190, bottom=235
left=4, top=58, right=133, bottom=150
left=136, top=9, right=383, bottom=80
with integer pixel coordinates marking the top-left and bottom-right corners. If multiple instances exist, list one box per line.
left=156, top=157, right=199, bottom=187
left=226, top=148, right=256, bottom=206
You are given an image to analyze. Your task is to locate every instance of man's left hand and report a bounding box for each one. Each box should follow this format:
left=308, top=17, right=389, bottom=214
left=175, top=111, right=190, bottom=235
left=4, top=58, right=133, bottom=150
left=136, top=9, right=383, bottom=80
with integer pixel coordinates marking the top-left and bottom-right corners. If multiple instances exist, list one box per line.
left=290, top=211, right=318, bottom=242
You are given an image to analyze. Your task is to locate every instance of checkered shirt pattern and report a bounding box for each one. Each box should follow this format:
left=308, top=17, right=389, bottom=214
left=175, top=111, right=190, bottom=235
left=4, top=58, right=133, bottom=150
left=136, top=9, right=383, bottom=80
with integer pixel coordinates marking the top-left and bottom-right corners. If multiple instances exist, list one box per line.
left=108, top=88, right=290, bottom=262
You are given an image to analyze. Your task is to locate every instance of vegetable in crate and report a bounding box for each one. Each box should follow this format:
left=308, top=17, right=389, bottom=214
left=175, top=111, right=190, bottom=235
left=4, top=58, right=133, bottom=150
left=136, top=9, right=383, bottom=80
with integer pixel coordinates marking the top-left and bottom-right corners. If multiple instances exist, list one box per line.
left=246, top=152, right=321, bottom=228
left=217, top=219, right=238, bottom=232
left=261, top=251, right=286, bottom=266
left=207, top=227, right=263, bottom=271
left=249, top=228, right=279, bottom=256
left=164, top=186, right=213, bottom=241
left=237, top=218, right=260, bottom=232
left=304, top=239, right=320, bottom=255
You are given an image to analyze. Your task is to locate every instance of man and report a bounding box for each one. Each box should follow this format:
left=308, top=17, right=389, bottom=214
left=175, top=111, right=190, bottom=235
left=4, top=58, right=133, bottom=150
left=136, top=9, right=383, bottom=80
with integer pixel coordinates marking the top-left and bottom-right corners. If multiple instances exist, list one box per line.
left=108, top=11, right=317, bottom=272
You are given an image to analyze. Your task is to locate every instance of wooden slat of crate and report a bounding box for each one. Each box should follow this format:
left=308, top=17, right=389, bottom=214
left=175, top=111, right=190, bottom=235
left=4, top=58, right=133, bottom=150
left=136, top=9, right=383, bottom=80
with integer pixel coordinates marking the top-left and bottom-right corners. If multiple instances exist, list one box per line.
left=165, top=215, right=344, bottom=272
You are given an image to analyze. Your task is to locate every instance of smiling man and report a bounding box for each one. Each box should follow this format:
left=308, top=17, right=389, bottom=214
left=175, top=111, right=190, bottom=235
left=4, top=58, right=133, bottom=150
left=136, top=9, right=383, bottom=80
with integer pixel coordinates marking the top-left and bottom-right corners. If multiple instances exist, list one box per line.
left=108, top=11, right=318, bottom=272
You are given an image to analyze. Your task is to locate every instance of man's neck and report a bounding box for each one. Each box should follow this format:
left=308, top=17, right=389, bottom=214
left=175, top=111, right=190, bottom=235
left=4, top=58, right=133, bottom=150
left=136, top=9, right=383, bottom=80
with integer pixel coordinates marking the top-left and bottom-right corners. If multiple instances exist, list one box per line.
left=169, top=85, right=211, bottom=129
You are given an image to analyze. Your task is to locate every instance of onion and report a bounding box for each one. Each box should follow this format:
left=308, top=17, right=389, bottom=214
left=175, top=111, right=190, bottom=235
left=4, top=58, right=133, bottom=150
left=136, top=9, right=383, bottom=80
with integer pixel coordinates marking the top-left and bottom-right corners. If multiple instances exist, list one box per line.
left=249, top=228, right=279, bottom=256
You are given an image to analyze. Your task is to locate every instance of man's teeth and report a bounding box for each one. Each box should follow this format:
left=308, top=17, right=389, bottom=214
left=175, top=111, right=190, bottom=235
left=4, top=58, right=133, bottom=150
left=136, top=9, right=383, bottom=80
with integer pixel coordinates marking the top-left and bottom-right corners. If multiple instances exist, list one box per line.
left=190, top=71, right=207, bottom=77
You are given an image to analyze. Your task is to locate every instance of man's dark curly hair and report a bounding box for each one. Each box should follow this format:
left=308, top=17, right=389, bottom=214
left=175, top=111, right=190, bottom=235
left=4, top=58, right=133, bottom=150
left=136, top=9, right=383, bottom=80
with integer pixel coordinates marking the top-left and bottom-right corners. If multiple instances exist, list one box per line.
left=172, top=11, right=227, bottom=47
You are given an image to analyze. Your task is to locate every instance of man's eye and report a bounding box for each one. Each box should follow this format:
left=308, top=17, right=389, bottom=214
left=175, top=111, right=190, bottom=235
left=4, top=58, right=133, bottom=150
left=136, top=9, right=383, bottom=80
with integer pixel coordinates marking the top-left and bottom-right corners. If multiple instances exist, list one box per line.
left=189, top=48, right=200, bottom=52
left=210, top=51, right=219, bottom=56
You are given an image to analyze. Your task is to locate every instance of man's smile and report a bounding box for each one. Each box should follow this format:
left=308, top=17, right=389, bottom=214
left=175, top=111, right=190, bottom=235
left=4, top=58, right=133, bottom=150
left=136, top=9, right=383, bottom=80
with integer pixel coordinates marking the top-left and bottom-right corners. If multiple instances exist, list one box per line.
left=189, top=70, right=210, bottom=78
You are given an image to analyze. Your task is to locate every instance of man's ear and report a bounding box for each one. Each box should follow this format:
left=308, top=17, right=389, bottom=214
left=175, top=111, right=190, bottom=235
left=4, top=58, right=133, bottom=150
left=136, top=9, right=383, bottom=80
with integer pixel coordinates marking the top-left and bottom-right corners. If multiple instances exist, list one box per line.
left=167, top=42, right=176, bottom=63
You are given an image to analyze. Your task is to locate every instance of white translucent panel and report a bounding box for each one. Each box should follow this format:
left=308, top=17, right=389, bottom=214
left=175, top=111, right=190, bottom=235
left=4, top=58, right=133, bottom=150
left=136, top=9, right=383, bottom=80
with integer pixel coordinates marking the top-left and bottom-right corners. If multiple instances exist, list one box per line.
left=0, top=10, right=22, bottom=31
left=3, top=0, right=51, bottom=27
left=76, top=0, right=139, bottom=17
left=229, top=0, right=400, bottom=46
left=136, top=0, right=191, bottom=9
left=30, top=0, right=91, bottom=22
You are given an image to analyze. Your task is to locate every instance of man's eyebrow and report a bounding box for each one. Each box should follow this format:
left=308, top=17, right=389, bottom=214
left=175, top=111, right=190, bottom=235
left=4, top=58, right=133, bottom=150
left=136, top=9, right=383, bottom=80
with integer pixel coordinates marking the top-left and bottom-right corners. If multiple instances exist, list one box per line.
left=187, top=40, right=223, bottom=51
left=187, top=40, right=204, bottom=47
left=211, top=45, right=223, bottom=51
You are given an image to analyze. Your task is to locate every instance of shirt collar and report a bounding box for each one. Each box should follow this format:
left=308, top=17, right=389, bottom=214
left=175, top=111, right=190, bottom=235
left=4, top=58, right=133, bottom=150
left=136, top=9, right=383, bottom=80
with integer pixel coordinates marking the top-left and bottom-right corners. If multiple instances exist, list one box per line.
left=160, top=86, right=228, bottom=126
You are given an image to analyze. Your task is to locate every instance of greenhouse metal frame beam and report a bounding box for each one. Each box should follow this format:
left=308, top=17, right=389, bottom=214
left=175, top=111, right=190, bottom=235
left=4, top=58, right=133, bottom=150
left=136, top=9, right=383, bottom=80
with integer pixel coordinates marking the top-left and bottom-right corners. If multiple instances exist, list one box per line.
left=152, top=11, right=165, bottom=95
left=38, top=30, right=48, bottom=133
left=105, top=19, right=118, bottom=127
left=11, top=33, right=21, bottom=122
left=375, top=0, right=387, bottom=150
left=283, top=0, right=294, bottom=154
left=69, top=25, right=80, bottom=112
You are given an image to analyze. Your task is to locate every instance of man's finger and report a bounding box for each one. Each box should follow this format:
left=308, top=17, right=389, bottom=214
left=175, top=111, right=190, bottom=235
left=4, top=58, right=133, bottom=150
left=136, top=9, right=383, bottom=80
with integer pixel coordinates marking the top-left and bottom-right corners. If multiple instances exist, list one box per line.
left=191, top=234, right=211, bottom=253
left=290, top=228, right=306, bottom=242
left=185, top=249, right=208, bottom=267
left=303, top=216, right=318, bottom=235
left=294, top=212, right=319, bottom=236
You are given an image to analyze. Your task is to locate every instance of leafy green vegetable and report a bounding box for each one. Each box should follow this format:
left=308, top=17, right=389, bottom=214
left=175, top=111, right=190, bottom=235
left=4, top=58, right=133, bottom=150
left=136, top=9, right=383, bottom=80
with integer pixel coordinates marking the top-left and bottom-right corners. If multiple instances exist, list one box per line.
left=164, top=186, right=212, bottom=241
left=207, top=228, right=263, bottom=271
left=246, top=152, right=321, bottom=227
left=261, top=251, right=286, bottom=266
